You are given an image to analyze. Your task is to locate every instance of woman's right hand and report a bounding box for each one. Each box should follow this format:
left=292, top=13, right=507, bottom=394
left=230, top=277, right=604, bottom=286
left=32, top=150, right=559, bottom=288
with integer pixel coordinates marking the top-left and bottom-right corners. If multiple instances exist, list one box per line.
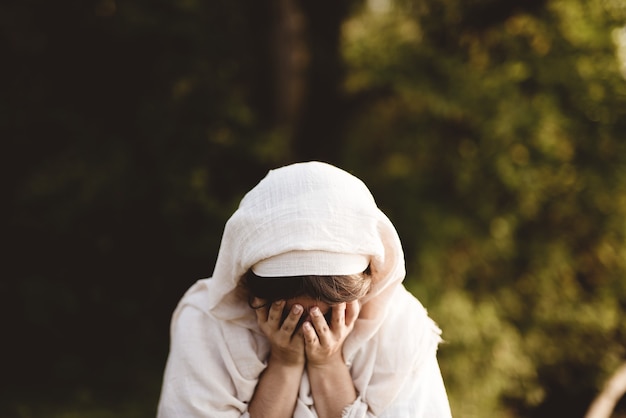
left=254, top=299, right=306, bottom=367
left=249, top=299, right=306, bottom=418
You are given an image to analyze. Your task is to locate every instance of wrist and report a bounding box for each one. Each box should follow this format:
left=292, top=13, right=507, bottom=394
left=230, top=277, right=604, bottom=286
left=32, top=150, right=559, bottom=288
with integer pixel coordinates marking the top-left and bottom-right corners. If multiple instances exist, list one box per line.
left=269, top=352, right=306, bottom=370
left=307, top=355, right=357, bottom=418
left=307, top=354, right=346, bottom=371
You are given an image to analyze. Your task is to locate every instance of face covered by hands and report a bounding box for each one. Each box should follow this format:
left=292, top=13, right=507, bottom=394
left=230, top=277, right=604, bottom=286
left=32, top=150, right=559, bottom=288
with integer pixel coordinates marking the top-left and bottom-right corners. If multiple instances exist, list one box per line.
left=253, top=297, right=361, bottom=368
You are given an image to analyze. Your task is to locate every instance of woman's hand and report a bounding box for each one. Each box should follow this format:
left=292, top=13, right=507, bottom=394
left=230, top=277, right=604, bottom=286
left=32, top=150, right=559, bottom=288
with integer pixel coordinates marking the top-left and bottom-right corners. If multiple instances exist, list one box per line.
left=303, top=300, right=360, bottom=367
left=250, top=299, right=307, bottom=418
left=254, top=298, right=306, bottom=367
left=303, top=300, right=360, bottom=418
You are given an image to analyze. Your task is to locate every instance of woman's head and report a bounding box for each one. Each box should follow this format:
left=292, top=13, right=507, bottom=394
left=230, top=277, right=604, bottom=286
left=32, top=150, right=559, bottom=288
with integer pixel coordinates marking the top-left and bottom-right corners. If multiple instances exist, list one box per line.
left=206, top=162, right=406, bottom=322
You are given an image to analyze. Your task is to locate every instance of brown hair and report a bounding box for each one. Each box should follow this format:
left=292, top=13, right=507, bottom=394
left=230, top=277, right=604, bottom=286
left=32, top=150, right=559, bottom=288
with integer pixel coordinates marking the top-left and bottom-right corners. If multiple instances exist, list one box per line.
left=240, top=268, right=372, bottom=309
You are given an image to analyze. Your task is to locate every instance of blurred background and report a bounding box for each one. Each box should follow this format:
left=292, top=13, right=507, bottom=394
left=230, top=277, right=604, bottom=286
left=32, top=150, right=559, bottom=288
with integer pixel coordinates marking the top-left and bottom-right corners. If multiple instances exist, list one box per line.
left=3, top=0, right=626, bottom=416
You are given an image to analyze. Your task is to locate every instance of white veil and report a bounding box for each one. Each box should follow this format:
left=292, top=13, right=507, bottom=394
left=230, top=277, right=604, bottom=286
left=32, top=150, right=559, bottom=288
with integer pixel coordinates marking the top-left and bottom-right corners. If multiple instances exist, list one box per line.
left=159, top=162, right=443, bottom=416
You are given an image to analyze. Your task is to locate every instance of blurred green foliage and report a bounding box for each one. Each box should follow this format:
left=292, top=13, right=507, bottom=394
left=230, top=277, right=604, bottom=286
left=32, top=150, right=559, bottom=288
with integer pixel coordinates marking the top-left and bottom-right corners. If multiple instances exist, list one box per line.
left=3, top=0, right=626, bottom=417
left=343, top=1, right=626, bottom=416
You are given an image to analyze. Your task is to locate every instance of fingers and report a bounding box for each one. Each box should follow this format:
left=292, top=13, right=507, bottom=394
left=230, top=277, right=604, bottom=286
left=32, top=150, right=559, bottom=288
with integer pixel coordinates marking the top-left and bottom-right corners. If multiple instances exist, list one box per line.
left=280, top=303, right=304, bottom=336
left=267, top=300, right=285, bottom=328
left=331, top=303, right=346, bottom=328
left=307, top=302, right=361, bottom=344
left=310, top=306, right=329, bottom=332
left=253, top=298, right=269, bottom=323
left=345, top=300, right=360, bottom=326
left=260, top=300, right=304, bottom=336
left=302, top=321, right=318, bottom=345
left=328, top=301, right=359, bottom=329
left=309, top=306, right=331, bottom=346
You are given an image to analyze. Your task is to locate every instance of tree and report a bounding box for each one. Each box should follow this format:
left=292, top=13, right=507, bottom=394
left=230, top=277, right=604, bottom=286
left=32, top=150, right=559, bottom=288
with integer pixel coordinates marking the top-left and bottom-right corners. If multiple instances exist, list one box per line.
left=340, top=0, right=626, bottom=416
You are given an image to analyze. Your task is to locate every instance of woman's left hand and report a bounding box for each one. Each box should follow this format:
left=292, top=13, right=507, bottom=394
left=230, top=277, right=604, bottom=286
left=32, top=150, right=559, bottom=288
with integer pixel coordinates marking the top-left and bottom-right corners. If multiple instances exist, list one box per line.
left=303, top=300, right=360, bottom=367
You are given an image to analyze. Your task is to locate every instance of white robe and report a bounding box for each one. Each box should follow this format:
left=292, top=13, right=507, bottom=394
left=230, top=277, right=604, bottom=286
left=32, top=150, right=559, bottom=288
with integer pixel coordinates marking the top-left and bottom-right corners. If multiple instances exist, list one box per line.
left=157, top=161, right=453, bottom=417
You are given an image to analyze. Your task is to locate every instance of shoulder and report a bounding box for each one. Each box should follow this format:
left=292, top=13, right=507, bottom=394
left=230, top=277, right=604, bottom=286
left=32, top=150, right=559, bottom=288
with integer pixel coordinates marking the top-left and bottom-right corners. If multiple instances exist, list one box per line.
left=374, top=286, right=442, bottom=369
left=382, top=285, right=441, bottom=336
left=168, top=279, right=269, bottom=379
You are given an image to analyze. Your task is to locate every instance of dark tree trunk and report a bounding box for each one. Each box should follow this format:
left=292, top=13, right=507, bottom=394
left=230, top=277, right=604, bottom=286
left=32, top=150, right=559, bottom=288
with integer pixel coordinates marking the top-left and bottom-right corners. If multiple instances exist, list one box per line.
left=290, top=0, right=355, bottom=164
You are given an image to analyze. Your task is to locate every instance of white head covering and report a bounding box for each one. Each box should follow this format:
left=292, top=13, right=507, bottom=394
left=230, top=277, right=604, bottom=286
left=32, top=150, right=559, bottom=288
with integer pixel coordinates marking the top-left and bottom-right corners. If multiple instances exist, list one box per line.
left=205, top=161, right=404, bottom=316
left=251, top=250, right=370, bottom=277
left=165, top=161, right=442, bottom=416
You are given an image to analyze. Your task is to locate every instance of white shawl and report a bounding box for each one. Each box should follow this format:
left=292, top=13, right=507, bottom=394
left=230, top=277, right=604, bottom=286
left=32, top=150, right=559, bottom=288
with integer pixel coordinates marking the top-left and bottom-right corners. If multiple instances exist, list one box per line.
left=158, top=161, right=450, bottom=417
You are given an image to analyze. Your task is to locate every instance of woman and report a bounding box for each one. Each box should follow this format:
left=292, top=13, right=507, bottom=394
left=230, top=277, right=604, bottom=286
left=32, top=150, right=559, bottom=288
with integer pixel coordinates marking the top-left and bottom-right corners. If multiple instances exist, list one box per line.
left=157, top=161, right=452, bottom=417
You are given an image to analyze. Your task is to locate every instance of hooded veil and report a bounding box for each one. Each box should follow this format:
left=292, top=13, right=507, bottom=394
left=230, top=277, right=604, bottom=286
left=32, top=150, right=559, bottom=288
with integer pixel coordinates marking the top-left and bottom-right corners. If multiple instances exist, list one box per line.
left=158, top=162, right=447, bottom=417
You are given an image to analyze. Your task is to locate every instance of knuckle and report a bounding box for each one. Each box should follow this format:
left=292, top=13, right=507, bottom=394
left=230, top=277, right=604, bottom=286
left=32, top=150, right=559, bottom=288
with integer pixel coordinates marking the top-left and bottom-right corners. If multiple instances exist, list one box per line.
left=268, top=314, right=279, bottom=322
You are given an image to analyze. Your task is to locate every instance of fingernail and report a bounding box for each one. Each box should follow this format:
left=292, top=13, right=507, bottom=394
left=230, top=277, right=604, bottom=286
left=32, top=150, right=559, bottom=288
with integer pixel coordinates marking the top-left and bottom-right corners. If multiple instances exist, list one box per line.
left=274, top=300, right=284, bottom=307
left=311, top=306, right=320, bottom=316
left=292, top=304, right=302, bottom=314
left=303, top=321, right=312, bottom=330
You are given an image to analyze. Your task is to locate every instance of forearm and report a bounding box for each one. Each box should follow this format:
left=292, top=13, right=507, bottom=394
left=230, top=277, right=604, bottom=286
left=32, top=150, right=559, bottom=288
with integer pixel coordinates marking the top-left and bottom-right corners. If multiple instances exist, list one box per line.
left=248, top=356, right=304, bottom=418
left=307, top=359, right=357, bottom=418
